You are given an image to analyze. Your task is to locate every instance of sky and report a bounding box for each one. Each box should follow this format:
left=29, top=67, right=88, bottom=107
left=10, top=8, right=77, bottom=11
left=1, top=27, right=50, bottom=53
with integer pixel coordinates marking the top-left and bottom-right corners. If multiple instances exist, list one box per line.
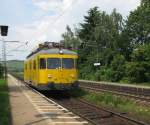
left=0, top=0, right=141, bottom=60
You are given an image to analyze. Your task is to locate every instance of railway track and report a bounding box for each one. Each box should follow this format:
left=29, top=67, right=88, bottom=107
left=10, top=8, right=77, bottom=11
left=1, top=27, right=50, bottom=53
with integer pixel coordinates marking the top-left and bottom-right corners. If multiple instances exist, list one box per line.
left=79, top=81, right=150, bottom=103
left=11, top=74, right=150, bottom=125
left=51, top=97, right=149, bottom=125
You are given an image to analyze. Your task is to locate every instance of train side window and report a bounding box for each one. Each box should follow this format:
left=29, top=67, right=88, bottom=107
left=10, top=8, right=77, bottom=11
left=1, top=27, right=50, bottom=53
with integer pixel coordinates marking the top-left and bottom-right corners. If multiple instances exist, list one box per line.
left=25, top=64, right=27, bottom=70
left=30, top=62, right=32, bottom=70
left=33, top=60, right=36, bottom=69
left=74, top=59, right=77, bottom=68
left=40, top=58, right=46, bottom=69
left=27, top=63, right=28, bottom=70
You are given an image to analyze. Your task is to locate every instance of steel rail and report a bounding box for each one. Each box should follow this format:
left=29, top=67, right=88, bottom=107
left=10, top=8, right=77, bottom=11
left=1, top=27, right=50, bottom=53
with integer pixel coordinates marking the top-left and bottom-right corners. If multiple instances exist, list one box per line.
left=78, top=80, right=150, bottom=97
left=80, top=85, right=150, bottom=102
left=78, top=99, right=149, bottom=125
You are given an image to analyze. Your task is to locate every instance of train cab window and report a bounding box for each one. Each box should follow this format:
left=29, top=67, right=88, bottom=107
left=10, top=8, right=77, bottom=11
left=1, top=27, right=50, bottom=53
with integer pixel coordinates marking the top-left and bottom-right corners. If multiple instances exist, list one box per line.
left=47, top=58, right=61, bottom=69
left=62, top=58, right=74, bottom=69
left=40, top=58, right=46, bottom=69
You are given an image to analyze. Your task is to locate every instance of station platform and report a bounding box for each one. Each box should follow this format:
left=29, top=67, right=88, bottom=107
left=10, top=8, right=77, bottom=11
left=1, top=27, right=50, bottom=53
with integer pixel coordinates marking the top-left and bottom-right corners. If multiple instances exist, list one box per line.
left=79, top=79, right=150, bottom=89
left=8, top=75, right=88, bottom=125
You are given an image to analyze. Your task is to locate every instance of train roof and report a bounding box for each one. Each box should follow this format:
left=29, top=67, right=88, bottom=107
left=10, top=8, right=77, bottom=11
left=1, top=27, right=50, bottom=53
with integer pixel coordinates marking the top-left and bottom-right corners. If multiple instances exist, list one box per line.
left=26, top=48, right=77, bottom=59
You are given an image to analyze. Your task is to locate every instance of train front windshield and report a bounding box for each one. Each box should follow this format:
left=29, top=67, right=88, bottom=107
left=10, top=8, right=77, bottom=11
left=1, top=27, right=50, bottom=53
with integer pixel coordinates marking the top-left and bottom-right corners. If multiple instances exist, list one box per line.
left=47, top=58, right=61, bottom=69
left=47, top=58, right=75, bottom=69
left=62, top=58, right=74, bottom=69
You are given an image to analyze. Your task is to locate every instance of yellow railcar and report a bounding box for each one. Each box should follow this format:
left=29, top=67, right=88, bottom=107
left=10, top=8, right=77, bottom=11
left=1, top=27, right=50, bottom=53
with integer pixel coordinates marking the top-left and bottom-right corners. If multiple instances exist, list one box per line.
left=24, top=42, right=78, bottom=90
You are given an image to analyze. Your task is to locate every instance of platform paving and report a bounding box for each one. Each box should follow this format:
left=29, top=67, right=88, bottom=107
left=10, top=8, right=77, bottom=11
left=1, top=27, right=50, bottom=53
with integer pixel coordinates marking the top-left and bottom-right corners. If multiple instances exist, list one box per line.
left=8, top=75, right=88, bottom=125
left=8, top=76, right=53, bottom=125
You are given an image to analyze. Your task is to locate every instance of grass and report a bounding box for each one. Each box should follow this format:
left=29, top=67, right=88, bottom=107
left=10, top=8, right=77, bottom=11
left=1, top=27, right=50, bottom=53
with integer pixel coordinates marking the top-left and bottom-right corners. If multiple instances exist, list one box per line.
left=0, top=79, right=10, bottom=125
left=70, top=88, right=150, bottom=122
left=10, top=72, right=24, bottom=80
left=119, top=79, right=150, bottom=87
left=121, top=82, right=150, bottom=87
left=7, top=60, right=24, bottom=72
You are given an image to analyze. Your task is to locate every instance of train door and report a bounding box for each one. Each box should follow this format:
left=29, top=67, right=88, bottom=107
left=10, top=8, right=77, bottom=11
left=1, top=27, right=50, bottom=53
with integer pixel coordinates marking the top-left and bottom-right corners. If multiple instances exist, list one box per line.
left=39, top=58, right=47, bottom=84
left=35, top=57, right=39, bottom=85
left=61, top=58, right=76, bottom=84
left=47, top=58, right=61, bottom=83
left=33, top=59, right=37, bottom=85
left=24, top=62, right=27, bottom=81
left=26, top=61, right=29, bottom=82
left=29, top=60, right=32, bottom=82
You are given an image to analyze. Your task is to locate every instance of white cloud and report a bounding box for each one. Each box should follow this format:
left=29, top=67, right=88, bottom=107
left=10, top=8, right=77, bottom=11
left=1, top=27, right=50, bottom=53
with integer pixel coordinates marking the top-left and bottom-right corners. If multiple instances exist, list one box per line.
left=32, top=0, right=74, bottom=12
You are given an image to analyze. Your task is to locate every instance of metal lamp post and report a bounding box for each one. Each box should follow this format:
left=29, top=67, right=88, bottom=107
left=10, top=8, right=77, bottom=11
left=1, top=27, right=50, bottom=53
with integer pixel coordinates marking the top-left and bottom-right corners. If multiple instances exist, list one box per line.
left=0, top=25, right=8, bottom=80
left=0, top=25, right=19, bottom=80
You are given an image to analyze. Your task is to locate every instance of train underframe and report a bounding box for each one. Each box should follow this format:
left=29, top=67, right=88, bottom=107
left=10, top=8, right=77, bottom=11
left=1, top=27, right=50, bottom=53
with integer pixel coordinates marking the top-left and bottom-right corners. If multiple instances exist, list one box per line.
left=28, top=81, right=79, bottom=90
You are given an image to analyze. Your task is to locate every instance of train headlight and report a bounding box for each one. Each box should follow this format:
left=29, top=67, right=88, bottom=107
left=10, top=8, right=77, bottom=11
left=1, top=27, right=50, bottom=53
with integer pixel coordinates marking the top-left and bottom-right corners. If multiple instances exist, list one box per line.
left=48, top=74, right=52, bottom=78
left=70, top=74, right=75, bottom=78
left=59, top=50, right=63, bottom=54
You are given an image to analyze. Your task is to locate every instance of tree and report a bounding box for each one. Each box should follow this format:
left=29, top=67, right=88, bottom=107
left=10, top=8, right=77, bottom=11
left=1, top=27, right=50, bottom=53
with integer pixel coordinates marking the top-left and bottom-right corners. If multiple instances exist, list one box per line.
left=0, top=63, right=4, bottom=78
left=110, top=54, right=126, bottom=81
left=125, top=0, right=150, bottom=46
left=62, top=25, right=81, bottom=50
left=61, top=4, right=150, bottom=83
left=126, top=44, right=150, bottom=83
left=77, top=7, right=103, bottom=73
left=62, top=7, right=125, bottom=80
left=78, top=7, right=124, bottom=63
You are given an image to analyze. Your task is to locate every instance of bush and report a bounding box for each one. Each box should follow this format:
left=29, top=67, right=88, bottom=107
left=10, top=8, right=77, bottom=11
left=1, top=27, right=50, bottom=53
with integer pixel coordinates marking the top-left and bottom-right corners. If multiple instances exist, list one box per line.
left=131, top=43, right=150, bottom=62
left=110, top=54, right=126, bottom=82
left=126, top=62, right=150, bottom=83
left=126, top=44, right=150, bottom=83
left=98, top=67, right=113, bottom=81
left=0, top=64, right=4, bottom=78
left=91, top=54, right=126, bottom=82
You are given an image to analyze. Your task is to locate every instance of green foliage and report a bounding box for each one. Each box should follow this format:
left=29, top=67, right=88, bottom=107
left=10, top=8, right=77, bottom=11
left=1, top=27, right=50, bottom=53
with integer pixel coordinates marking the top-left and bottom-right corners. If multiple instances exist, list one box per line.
left=110, top=54, right=126, bottom=81
left=124, top=0, right=150, bottom=46
left=61, top=1, right=150, bottom=84
left=99, top=67, right=113, bottom=81
left=84, top=91, right=133, bottom=108
left=126, top=44, right=150, bottom=83
left=0, top=79, right=10, bottom=125
left=96, top=54, right=125, bottom=82
left=7, top=60, right=24, bottom=72
left=62, top=25, right=81, bottom=50
left=83, top=91, right=150, bottom=121
left=77, top=7, right=125, bottom=82
left=131, top=43, right=150, bottom=61
left=0, top=63, right=4, bottom=78
left=126, top=62, right=149, bottom=83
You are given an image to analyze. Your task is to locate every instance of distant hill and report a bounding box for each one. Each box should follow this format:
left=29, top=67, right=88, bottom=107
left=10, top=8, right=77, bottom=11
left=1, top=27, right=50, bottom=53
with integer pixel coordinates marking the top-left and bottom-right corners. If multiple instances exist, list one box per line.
left=7, top=60, right=24, bottom=72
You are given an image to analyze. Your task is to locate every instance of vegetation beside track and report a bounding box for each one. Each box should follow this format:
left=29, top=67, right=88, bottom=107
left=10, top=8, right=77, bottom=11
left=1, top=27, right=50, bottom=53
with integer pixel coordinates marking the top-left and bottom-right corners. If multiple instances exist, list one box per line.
left=7, top=60, right=24, bottom=72
left=70, top=88, right=150, bottom=123
left=10, top=72, right=24, bottom=80
left=119, top=81, right=150, bottom=87
left=0, top=79, right=10, bottom=125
